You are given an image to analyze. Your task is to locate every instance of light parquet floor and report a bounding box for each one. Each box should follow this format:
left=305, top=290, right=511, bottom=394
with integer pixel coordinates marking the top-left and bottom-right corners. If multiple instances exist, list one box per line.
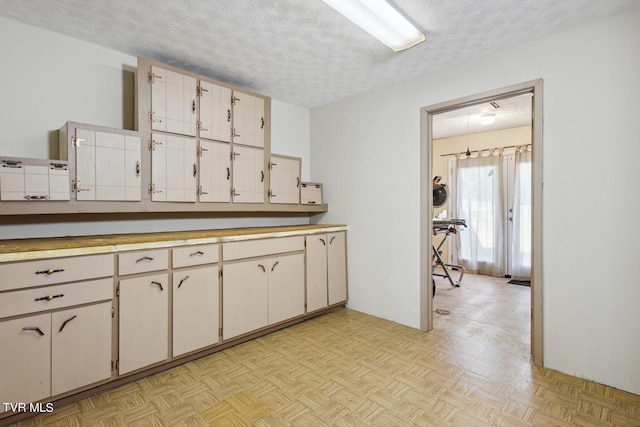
left=10, top=273, right=640, bottom=426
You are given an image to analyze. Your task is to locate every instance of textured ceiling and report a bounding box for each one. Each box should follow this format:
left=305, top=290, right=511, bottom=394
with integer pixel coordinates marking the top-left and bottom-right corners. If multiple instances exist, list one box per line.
left=0, top=0, right=638, bottom=110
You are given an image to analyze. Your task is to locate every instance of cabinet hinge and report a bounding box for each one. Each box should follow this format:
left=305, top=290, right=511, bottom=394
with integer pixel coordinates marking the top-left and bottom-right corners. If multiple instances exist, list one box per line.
left=219, top=327, right=223, bottom=338
left=219, top=268, right=223, bottom=278
left=148, top=139, right=163, bottom=151
left=111, top=360, right=115, bottom=371
left=116, top=360, right=119, bottom=371
left=197, top=85, right=209, bottom=97
left=116, top=285, right=120, bottom=297
left=111, top=306, right=115, bottom=318
left=198, top=186, right=208, bottom=196
left=148, top=72, right=162, bottom=84
left=231, top=94, right=239, bottom=106
left=268, top=162, right=273, bottom=171
left=196, top=146, right=208, bottom=157
left=71, top=137, right=87, bottom=148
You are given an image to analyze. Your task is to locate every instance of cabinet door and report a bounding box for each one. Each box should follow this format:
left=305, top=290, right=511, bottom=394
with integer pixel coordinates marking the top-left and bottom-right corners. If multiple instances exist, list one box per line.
left=269, top=156, right=300, bottom=204
left=124, top=136, right=142, bottom=201
left=150, top=66, right=197, bottom=136
left=75, top=128, right=96, bottom=199
left=327, top=232, right=348, bottom=305
left=48, top=164, right=71, bottom=201
left=199, top=81, right=231, bottom=143
left=199, top=140, right=231, bottom=203
left=306, top=235, right=329, bottom=313
left=232, top=91, right=264, bottom=148
left=24, top=165, right=49, bottom=200
left=119, top=274, right=169, bottom=374
left=151, top=134, right=197, bottom=202
left=222, top=261, right=268, bottom=340
left=51, top=302, right=112, bottom=396
left=268, top=253, right=305, bottom=325
left=0, top=313, right=51, bottom=410
left=172, top=266, right=219, bottom=357
left=0, top=162, right=25, bottom=200
left=232, top=146, right=264, bottom=203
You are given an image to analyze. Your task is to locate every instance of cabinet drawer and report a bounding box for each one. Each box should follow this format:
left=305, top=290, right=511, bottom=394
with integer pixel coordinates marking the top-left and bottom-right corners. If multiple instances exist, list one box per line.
left=173, top=244, right=218, bottom=268
left=0, top=254, right=114, bottom=292
left=223, top=236, right=304, bottom=261
left=118, top=249, right=169, bottom=275
left=0, top=278, right=113, bottom=319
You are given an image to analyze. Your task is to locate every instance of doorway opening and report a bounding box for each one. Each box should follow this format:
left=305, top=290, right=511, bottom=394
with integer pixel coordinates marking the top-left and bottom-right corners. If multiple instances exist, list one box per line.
left=419, top=80, right=543, bottom=365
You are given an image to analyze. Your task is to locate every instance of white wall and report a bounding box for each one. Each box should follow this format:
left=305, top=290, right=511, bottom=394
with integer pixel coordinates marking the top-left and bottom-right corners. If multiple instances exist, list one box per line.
left=311, top=9, right=640, bottom=394
left=0, top=17, right=312, bottom=239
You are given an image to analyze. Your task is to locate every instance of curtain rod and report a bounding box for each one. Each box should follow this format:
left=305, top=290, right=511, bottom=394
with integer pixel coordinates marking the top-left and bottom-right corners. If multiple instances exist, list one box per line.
left=440, top=144, right=531, bottom=157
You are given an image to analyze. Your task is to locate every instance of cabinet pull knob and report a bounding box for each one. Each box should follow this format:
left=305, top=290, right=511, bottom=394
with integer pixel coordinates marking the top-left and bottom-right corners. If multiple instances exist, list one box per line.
left=261, top=117, right=265, bottom=129
left=193, top=163, right=198, bottom=178
left=330, top=236, right=336, bottom=244
left=226, top=167, right=230, bottom=180
left=35, top=268, right=65, bottom=275
left=178, top=276, right=190, bottom=288
left=59, top=315, right=77, bottom=333
left=227, top=109, right=231, bottom=122
left=261, top=170, right=264, bottom=182
left=151, top=281, right=164, bottom=291
left=190, top=250, right=204, bottom=257
left=22, top=327, right=45, bottom=336
left=271, top=261, right=279, bottom=272
left=135, top=161, right=141, bottom=177
left=136, top=256, right=154, bottom=263
left=34, top=293, right=64, bottom=302
left=257, top=264, right=266, bottom=272
left=192, top=100, right=196, bottom=114
left=320, top=238, right=326, bottom=246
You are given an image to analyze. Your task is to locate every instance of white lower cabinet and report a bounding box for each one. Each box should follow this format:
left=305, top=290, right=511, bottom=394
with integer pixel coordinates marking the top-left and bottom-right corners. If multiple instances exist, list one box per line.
left=51, top=302, right=113, bottom=396
left=306, top=232, right=348, bottom=311
left=118, top=273, right=169, bottom=374
left=0, top=313, right=51, bottom=411
left=222, top=252, right=304, bottom=340
left=172, top=266, right=219, bottom=357
left=0, top=302, right=112, bottom=411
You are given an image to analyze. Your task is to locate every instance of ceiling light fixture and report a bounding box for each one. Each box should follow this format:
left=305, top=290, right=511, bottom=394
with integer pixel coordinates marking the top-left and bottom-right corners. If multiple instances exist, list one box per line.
left=480, top=114, right=496, bottom=125
left=323, top=0, right=425, bottom=52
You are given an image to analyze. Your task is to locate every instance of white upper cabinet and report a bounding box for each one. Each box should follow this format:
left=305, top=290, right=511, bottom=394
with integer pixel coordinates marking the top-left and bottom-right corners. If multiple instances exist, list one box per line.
left=150, top=66, right=198, bottom=137
left=74, top=129, right=141, bottom=201
left=150, top=134, right=197, bottom=202
left=199, top=81, right=232, bottom=143
left=232, top=91, right=265, bottom=148
left=269, top=155, right=300, bottom=205
left=232, top=145, right=264, bottom=203
left=199, top=140, right=231, bottom=203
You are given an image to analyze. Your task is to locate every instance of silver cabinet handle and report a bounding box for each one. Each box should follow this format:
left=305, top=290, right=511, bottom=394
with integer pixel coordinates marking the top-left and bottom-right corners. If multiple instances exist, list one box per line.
left=271, top=261, right=279, bottom=272
left=319, top=238, right=326, bottom=246
left=136, top=256, right=154, bottom=263
left=330, top=236, right=336, bottom=244
left=257, top=264, right=266, bottom=272
left=190, top=251, right=204, bottom=257
left=151, top=281, right=164, bottom=291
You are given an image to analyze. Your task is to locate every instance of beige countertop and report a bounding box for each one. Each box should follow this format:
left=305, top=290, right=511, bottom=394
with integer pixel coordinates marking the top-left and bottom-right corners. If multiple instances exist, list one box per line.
left=0, top=224, right=347, bottom=262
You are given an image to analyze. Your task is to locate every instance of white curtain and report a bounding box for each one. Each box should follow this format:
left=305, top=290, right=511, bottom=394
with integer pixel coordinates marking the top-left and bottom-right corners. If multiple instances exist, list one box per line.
left=454, top=152, right=505, bottom=277
left=511, top=147, right=532, bottom=279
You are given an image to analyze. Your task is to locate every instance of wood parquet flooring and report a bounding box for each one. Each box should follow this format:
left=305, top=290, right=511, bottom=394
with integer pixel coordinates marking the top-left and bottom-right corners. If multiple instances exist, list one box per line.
left=9, top=274, right=640, bottom=426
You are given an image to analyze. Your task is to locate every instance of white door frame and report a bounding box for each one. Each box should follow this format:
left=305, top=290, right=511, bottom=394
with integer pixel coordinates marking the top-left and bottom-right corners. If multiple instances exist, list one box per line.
left=420, top=79, right=544, bottom=366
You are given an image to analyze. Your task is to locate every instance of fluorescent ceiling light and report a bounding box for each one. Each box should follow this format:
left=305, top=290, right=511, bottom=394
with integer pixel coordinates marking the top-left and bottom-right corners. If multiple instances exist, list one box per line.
left=323, top=0, right=425, bottom=52
left=480, top=114, right=496, bottom=125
